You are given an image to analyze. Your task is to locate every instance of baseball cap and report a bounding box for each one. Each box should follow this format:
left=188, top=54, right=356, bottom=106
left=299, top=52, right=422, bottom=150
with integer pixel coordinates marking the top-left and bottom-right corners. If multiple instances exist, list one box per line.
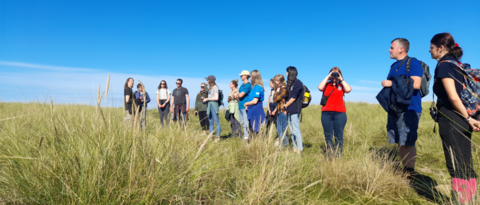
left=205, top=75, right=216, bottom=81
left=239, top=70, right=250, bottom=76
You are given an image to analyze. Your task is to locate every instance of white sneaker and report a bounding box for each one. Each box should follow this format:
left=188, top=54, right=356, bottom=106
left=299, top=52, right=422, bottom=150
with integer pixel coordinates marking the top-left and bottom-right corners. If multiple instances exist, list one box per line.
left=274, top=141, right=279, bottom=146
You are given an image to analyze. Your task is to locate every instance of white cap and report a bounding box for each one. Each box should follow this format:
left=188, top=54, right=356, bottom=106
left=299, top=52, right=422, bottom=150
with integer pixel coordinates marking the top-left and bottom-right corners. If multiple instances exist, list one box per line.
left=239, top=70, right=250, bottom=76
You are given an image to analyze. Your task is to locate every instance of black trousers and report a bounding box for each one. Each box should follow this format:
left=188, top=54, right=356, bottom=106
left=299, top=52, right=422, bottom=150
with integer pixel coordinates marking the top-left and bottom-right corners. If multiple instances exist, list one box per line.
left=198, top=111, right=209, bottom=131
left=266, top=105, right=277, bottom=132
left=230, top=114, right=243, bottom=137
left=438, top=106, right=476, bottom=179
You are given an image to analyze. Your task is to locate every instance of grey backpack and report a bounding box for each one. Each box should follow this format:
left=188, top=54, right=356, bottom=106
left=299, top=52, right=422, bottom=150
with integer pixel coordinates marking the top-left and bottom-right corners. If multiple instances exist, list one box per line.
left=406, top=57, right=431, bottom=98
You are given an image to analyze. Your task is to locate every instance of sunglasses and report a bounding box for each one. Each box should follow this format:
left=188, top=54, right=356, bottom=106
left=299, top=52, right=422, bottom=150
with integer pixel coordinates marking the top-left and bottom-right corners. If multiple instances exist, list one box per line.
left=161, top=83, right=165, bottom=85
left=176, top=83, right=181, bottom=84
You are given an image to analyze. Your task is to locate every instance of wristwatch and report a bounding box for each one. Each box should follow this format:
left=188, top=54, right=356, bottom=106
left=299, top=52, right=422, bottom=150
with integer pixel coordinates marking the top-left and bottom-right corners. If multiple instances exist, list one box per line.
left=465, top=116, right=472, bottom=122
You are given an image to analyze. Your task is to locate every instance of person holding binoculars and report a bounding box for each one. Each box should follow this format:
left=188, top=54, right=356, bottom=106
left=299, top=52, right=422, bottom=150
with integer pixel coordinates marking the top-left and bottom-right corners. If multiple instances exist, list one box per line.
left=318, top=67, right=351, bottom=158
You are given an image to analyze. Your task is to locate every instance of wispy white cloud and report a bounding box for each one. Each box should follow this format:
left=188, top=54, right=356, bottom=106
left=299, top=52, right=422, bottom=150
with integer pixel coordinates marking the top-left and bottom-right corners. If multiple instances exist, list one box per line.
left=350, top=85, right=381, bottom=92
left=359, top=80, right=381, bottom=85
left=0, top=61, right=96, bottom=72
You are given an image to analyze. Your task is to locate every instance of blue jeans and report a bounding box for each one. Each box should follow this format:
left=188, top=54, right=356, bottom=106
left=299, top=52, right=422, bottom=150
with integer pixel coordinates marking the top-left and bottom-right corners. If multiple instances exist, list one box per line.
left=208, top=105, right=221, bottom=136
left=239, top=109, right=249, bottom=139
left=277, top=112, right=288, bottom=147
left=288, top=113, right=303, bottom=151
left=321, top=111, right=347, bottom=155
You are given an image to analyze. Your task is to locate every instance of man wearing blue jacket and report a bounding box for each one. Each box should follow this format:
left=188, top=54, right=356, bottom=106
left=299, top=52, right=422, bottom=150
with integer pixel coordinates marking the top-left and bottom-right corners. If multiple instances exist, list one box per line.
left=134, top=83, right=151, bottom=128
left=381, top=38, right=423, bottom=175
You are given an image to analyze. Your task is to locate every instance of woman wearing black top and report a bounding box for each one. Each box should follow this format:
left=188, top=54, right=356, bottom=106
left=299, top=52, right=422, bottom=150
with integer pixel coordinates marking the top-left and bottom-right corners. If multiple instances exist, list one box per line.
left=431, top=33, right=479, bottom=204
left=124, top=77, right=135, bottom=122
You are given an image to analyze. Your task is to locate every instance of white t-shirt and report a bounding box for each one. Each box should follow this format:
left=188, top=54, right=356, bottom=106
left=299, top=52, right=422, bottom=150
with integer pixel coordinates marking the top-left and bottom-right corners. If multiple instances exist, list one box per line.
left=208, top=85, right=219, bottom=100
left=156, top=89, right=171, bottom=100
left=268, top=89, right=275, bottom=103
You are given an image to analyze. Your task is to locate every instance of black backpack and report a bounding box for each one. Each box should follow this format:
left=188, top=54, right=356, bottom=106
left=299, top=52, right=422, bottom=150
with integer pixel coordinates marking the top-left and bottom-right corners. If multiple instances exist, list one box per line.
left=218, top=89, right=224, bottom=106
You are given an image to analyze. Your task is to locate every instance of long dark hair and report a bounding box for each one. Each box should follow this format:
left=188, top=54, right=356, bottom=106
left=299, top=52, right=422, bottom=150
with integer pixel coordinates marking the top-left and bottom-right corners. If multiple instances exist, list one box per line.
left=286, top=66, right=298, bottom=97
left=157, top=80, right=168, bottom=90
left=431, top=33, right=463, bottom=59
left=124, top=77, right=133, bottom=88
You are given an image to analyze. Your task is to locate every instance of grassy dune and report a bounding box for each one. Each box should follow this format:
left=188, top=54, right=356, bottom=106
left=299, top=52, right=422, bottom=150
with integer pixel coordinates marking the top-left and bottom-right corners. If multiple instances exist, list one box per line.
left=0, top=101, right=479, bottom=204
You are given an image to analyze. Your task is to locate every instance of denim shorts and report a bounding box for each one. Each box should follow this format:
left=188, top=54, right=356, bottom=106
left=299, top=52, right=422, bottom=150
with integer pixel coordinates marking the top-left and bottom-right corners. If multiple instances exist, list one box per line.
left=387, top=111, right=421, bottom=146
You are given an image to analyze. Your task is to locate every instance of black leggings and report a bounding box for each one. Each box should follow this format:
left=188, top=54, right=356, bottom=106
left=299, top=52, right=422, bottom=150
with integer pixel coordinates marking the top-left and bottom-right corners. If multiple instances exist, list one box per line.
left=438, top=106, right=476, bottom=179
left=198, top=111, right=209, bottom=131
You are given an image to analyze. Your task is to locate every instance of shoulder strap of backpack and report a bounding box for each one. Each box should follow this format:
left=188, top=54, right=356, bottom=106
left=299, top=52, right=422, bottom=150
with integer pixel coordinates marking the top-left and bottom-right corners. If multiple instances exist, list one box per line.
left=391, top=56, right=409, bottom=77
left=405, top=57, right=415, bottom=74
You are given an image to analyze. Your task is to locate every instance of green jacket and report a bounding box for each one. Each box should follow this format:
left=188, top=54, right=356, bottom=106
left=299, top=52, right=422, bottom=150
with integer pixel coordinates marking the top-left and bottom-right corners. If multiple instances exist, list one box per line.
left=195, top=84, right=209, bottom=112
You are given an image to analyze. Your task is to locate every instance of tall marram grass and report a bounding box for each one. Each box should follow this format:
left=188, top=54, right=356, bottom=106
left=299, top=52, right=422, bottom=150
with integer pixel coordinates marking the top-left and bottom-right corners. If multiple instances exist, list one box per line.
left=0, top=98, right=479, bottom=204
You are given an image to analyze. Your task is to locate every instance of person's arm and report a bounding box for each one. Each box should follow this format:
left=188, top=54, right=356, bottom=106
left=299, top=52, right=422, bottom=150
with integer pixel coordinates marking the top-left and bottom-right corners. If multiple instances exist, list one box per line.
left=157, top=93, right=161, bottom=108
left=165, top=91, right=171, bottom=105
left=340, top=81, right=352, bottom=93
left=284, top=98, right=296, bottom=108
left=443, top=78, right=480, bottom=131
left=185, top=94, right=190, bottom=112
left=318, top=72, right=333, bottom=91
left=125, top=95, right=130, bottom=103
left=146, top=92, right=151, bottom=103
left=170, top=96, right=175, bottom=112
left=244, top=98, right=259, bottom=107
left=204, top=93, right=219, bottom=102
left=267, top=91, right=272, bottom=113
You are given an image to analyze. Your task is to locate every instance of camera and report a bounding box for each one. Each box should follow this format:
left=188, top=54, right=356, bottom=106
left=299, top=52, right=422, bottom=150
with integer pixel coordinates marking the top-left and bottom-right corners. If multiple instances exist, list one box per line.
left=331, top=72, right=339, bottom=79
left=429, top=107, right=438, bottom=122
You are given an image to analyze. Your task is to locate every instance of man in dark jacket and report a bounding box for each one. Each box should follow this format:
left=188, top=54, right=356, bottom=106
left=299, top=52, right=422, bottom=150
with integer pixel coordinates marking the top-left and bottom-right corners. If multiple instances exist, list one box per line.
left=194, top=83, right=209, bottom=134
left=381, top=38, right=423, bottom=175
left=134, top=83, right=151, bottom=128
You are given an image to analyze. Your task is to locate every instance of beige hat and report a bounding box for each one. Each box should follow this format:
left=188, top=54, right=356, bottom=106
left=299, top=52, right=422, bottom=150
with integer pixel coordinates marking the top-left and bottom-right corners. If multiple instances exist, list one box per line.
left=239, top=70, right=250, bottom=76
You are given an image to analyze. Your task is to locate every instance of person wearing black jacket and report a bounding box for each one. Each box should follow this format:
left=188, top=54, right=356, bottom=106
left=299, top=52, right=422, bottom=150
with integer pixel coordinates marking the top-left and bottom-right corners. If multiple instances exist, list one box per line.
left=431, top=33, right=480, bottom=204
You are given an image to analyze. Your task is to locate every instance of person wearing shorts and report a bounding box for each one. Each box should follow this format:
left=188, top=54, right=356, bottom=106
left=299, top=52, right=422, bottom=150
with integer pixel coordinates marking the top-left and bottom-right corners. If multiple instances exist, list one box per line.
left=382, top=38, right=423, bottom=175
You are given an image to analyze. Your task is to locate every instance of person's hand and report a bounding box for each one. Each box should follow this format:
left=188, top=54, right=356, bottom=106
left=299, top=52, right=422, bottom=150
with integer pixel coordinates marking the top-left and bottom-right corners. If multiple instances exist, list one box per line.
left=327, top=71, right=334, bottom=79
left=170, top=107, right=174, bottom=113
left=268, top=110, right=271, bottom=115
left=244, top=104, right=248, bottom=110
left=381, top=80, right=392, bottom=87
left=186, top=107, right=190, bottom=112
left=468, top=119, right=480, bottom=132
left=203, top=99, right=207, bottom=103
left=158, top=104, right=162, bottom=108
left=272, top=110, right=276, bottom=115
left=338, top=73, right=344, bottom=81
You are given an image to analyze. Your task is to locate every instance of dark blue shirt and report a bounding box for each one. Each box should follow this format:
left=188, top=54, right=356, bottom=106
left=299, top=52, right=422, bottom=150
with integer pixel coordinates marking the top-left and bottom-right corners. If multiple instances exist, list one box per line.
left=134, top=91, right=151, bottom=107
left=387, top=57, right=423, bottom=113
left=287, top=79, right=303, bottom=115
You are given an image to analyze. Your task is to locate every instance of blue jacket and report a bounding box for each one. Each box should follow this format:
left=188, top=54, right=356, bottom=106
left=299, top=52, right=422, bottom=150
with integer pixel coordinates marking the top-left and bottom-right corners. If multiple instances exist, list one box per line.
left=376, top=75, right=414, bottom=116
left=134, top=91, right=151, bottom=108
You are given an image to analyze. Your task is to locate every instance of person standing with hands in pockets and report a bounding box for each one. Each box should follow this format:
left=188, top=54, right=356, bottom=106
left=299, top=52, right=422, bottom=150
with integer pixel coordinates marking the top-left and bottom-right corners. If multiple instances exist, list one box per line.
left=318, top=67, right=352, bottom=158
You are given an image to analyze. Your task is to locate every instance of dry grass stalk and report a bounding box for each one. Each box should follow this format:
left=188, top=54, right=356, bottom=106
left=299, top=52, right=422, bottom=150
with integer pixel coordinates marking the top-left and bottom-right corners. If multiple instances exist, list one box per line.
left=105, top=73, right=110, bottom=104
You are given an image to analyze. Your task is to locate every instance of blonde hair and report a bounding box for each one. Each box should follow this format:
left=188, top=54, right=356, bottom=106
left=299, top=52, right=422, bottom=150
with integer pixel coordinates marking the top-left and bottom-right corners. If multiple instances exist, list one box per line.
left=250, top=70, right=264, bottom=91
left=273, top=74, right=286, bottom=89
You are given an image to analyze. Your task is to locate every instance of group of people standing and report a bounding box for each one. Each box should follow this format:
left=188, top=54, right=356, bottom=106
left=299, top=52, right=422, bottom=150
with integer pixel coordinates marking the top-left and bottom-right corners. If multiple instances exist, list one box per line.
left=379, top=33, right=478, bottom=204
left=123, top=32, right=478, bottom=204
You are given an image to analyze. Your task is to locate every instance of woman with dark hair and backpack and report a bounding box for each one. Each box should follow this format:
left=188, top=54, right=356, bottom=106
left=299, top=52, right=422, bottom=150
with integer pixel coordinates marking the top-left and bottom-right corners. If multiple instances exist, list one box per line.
left=318, top=67, right=352, bottom=158
left=431, top=32, right=480, bottom=204
left=283, top=66, right=304, bottom=155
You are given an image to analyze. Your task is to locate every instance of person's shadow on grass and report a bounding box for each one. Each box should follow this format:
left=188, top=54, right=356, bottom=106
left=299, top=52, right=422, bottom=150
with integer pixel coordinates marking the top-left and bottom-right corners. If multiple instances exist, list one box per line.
left=369, top=147, right=448, bottom=204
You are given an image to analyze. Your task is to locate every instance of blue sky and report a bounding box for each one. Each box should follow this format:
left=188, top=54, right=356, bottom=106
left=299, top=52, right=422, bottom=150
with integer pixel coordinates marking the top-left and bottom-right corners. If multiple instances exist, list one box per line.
left=1, top=0, right=479, bottom=107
